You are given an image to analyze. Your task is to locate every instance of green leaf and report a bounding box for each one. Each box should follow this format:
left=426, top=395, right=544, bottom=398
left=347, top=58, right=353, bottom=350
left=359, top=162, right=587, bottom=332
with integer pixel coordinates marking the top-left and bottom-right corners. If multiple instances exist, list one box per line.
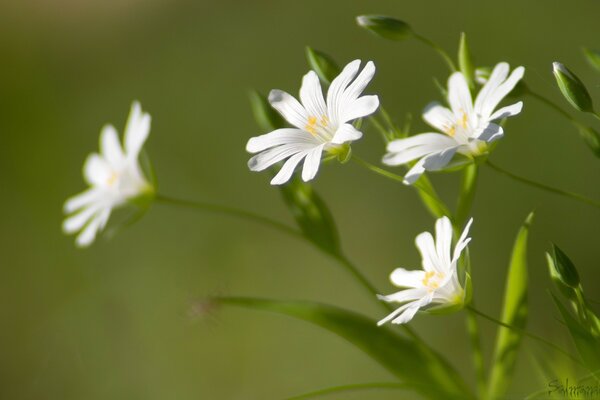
left=248, top=90, right=285, bottom=132
left=305, top=47, right=341, bottom=85
left=458, top=32, right=475, bottom=89
left=551, top=244, right=580, bottom=288
left=551, top=293, right=600, bottom=371
left=552, top=62, right=595, bottom=113
left=583, top=47, right=600, bottom=72
left=279, top=177, right=341, bottom=256
left=487, top=212, right=534, bottom=399
left=355, top=15, right=413, bottom=41
left=577, top=125, right=600, bottom=158
left=216, top=297, right=474, bottom=400
left=546, top=252, right=578, bottom=302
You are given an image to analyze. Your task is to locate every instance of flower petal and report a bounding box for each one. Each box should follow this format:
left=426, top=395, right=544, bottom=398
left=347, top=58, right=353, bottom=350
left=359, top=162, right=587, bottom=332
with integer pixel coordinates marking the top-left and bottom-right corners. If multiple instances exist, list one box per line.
left=124, top=101, right=151, bottom=158
left=270, top=150, right=311, bottom=185
left=64, top=188, right=101, bottom=213
left=299, top=71, right=327, bottom=119
left=481, top=66, right=524, bottom=119
left=474, top=62, right=509, bottom=116
left=248, top=142, right=315, bottom=172
left=326, top=60, right=361, bottom=124
left=269, top=89, right=308, bottom=130
left=83, top=153, right=112, bottom=187
left=435, top=216, right=453, bottom=268
left=75, top=213, right=103, bottom=247
left=383, top=133, right=457, bottom=166
left=475, top=122, right=504, bottom=142
left=246, top=128, right=316, bottom=153
left=452, top=217, right=473, bottom=264
left=341, top=95, right=379, bottom=122
left=389, top=268, right=426, bottom=288
left=489, top=101, right=523, bottom=121
left=343, top=60, right=376, bottom=102
left=423, top=102, right=455, bottom=133
left=331, top=123, right=363, bottom=144
left=63, top=203, right=101, bottom=234
left=415, top=231, right=441, bottom=273
left=301, top=144, right=324, bottom=182
left=100, top=124, right=125, bottom=166
left=447, top=72, right=473, bottom=118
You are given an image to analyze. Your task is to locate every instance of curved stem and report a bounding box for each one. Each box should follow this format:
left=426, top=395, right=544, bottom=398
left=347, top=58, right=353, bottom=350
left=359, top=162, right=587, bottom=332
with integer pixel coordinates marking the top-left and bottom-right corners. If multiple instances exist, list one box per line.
left=285, top=382, right=409, bottom=400
left=351, top=155, right=452, bottom=218
left=466, top=305, right=486, bottom=398
left=485, top=160, right=600, bottom=209
left=155, top=194, right=302, bottom=239
left=467, top=306, right=582, bottom=365
left=413, top=33, right=457, bottom=72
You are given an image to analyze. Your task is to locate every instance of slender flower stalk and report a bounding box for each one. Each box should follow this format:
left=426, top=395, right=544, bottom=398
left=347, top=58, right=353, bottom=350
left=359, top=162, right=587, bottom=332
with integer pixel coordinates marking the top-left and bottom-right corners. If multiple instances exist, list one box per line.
left=246, top=60, right=379, bottom=185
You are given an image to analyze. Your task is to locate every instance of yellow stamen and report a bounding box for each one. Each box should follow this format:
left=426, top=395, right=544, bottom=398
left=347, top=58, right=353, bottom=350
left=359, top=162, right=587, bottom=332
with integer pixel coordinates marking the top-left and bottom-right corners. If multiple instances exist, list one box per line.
left=320, top=115, right=329, bottom=127
left=305, top=116, right=318, bottom=135
left=106, top=171, right=118, bottom=186
left=461, top=112, right=468, bottom=128
left=447, top=126, right=456, bottom=137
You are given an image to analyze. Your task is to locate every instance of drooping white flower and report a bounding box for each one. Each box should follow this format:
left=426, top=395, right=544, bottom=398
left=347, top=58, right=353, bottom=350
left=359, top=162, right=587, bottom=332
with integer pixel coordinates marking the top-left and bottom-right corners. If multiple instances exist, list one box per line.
left=383, top=62, right=525, bottom=184
left=246, top=60, right=380, bottom=185
left=377, top=216, right=473, bottom=325
left=63, top=102, right=154, bottom=247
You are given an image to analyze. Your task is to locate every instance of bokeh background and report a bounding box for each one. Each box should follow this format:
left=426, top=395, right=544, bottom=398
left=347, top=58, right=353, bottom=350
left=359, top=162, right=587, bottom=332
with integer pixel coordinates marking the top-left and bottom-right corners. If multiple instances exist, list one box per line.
left=1, top=0, right=599, bottom=398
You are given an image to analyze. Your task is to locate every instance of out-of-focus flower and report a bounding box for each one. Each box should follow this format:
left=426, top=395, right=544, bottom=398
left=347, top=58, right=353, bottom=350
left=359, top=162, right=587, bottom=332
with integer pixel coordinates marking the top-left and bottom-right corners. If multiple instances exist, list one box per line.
left=63, top=102, right=154, bottom=247
left=246, top=60, right=379, bottom=185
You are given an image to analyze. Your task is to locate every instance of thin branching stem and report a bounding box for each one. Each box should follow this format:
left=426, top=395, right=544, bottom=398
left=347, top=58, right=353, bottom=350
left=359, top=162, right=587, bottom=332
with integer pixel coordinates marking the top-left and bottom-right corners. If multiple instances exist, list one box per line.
left=413, top=33, right=457, bottom=72
left=284, top=382, right=409, bottom=400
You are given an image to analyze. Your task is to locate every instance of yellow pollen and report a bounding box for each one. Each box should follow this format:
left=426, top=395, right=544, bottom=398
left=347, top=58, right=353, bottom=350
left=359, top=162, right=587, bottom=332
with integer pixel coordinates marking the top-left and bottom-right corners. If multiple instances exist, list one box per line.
left=422, top=271, right=444, bottom=291
left=446, top=126, right=456, bottom=137
left=106, top=171, right=118, bottom=186
left=461, top=112, right=468, bottom=128
left=320, top=115, right=329, bottom=127
left=305, top=116, right=318, bottom=136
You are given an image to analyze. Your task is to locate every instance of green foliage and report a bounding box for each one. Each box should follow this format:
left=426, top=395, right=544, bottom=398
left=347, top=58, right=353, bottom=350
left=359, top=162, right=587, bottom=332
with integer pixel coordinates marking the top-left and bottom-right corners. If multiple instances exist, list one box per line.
left=458, top=33, right=475, bottom=89
left=583, top=47, right=600, bottom=72
left=577, top=125, right=600, bottom=158
left=487, top=212, right=533, bottom=399
left=305, top=47, right=340, bottom=85
left=455, top=164, right=478, bottom=228
left=216, top=297, right=474, bottom=400
left=248, top=90, right=285, bottom=132
left=550, top=244, right=580, bottom=288
left=552, top=62, right=595, bottom=113
left=279, top=177, right=341, bottom=256
left=355, top=15, right=413, bottom=41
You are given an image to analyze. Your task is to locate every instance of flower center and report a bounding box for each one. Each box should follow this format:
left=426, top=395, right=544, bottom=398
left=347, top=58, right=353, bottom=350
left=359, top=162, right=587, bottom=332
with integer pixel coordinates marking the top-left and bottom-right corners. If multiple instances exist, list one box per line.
left=106, top=171, right=119, bottom=187
left=422, top=271, right=445, bottom=292
left=305, top=115, right=330, bottom=137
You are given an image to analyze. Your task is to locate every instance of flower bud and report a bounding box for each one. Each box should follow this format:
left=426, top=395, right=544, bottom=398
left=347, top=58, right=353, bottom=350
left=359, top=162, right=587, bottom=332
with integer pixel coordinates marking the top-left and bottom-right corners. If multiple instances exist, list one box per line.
left=550, top=244, right=580, bottom=288
left=356, top=15, right=413, bottom=41
left=458, top=33, right=475, bottom=88
left=305, top=47, right=340, bottom=85
left=248, top=90, right=285, bottom=132
left=552, top=62, right=594, bottom=113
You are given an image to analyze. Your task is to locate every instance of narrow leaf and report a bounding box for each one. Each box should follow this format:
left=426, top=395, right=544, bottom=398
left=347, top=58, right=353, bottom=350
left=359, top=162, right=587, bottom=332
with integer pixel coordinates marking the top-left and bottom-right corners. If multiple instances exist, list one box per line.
left=487, top=212, right=534, bottom=399
left=583, top=47, right=600, bottom=72
left=305, top=47, right=340, bottom=85
left=279, top=177, right=341, bottom=256
left=458, top=32, right=475, bottom=89
left=552, top=62, right=595, bottom=113
left=249, top=90, right=285, bottom=132
left=577, top=125, right=600, bottom=158
left=217, top=297, right=474, bottom=400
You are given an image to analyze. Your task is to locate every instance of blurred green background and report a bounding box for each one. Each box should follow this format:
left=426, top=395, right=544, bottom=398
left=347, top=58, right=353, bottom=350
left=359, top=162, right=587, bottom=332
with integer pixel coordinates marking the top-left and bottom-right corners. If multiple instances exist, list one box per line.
left=1, top=0, right=599, bottom=398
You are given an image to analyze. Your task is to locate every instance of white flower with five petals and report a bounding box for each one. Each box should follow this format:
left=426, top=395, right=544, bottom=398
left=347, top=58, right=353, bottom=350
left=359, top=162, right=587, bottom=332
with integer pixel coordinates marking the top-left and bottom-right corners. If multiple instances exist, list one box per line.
left=63, top=102, right=154, bottom=247
left=377, top=216, right=473, bottom=325
left=246, top=60, right=380, bottom=185
left=383, top=62, right=524, bottom=184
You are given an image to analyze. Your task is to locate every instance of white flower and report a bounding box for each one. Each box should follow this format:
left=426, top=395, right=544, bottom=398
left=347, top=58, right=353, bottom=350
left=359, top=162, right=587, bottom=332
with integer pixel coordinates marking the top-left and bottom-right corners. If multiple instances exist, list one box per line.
left=63, top=102, right=153, bottom=247
left=377, top=216, right=473, bottom=325
left=246, top=60, right=380, bottom=185
left=383, top=62, right=525, bottom=184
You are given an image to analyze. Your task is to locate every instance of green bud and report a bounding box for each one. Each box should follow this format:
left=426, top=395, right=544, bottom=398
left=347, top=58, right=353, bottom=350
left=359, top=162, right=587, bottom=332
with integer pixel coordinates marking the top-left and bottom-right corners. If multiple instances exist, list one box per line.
left=551, top=244, right=580, bottom=288
left=583, top=48, right=600, bottom=72
left=355, top=15, right=413, bottom=41
left=305, top=47, right=340, bottom=85
left=458, top=32, right=475, bottom=89
left=552, top=62, right=595, bottom=113
left=248, top=90, right=285, bottom=132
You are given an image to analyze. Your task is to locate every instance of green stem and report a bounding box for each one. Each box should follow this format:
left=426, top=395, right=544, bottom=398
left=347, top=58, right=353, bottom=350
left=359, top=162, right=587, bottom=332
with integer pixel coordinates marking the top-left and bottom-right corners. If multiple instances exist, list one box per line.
left=368, top=115, right=391, bottom=143
left=455, top=164, right=479, bottom=229
left=526, top=88, right=586, bottom=129
left=413, top=33, right=457, bottom=72
left=467, top=305, right=582, bottom=364
left=285, top=382, right=409, bottom=400
left=485, top=160, right=600, bottom=209
left=466, top=306, right=486, bottom=399
left=155, top=195, right=301, bottom=238
left=351, top=155, right=452, bottom=219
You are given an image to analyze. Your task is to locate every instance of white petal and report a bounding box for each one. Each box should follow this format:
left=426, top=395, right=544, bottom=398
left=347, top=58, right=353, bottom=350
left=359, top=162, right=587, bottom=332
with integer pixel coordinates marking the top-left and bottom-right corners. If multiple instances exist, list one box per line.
left=481, top=66, right=524, bottom=119
left=326, top=60, right=361, bottom=124
left=75, top=214, right=103, bottom=247
left=269, top=89, right=308, bottom=130
left=474, top=62, right=509, bottom=116
left=64, top=188, right=101, bottom=213
left=343, top=60, right=376, bottom=101
left=63, top=204, right=100, bottom=234
left=270, top=150, right=310, bottom=185
left=83, top=154, right=112, bottom=187
left=389, top=268, right=426, bottom=288
left=475, top=122, right=504, bottom=142
left=100, top=124, right=125, bottom=166
left=383, top=133, right=457, bottom=166
left=452, top=218, right=473, bottom=263
left=246, top=128, right=316, bottom=153
left=377, top=288, right=427, bottom=304
left=435, top=217, right=453, bottom=268
left=124, top=101, right=151, bottom=158
left=423, top=102, right=455, bottom=133
left=331, top=123, right=363, bottom=144
left=377, top=300, right=418, bottom=326
left=447, top=72, right=473, bottom=117
left=392, top=299, right=429, bottom=324
left=300, top=71, right=327, bottom=118
left=248, top=142, right=315, bottom=172
left=489, top=101, right=523, bottom=121
left=415, top=231, right=440, bottom=273
left=341, top=95, right=379, bottom=122
left=422, top=146, right=459, bottom=170
left=301, top=144, right=324, bottom=182
left=403, top=157, right=427, bottom=185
